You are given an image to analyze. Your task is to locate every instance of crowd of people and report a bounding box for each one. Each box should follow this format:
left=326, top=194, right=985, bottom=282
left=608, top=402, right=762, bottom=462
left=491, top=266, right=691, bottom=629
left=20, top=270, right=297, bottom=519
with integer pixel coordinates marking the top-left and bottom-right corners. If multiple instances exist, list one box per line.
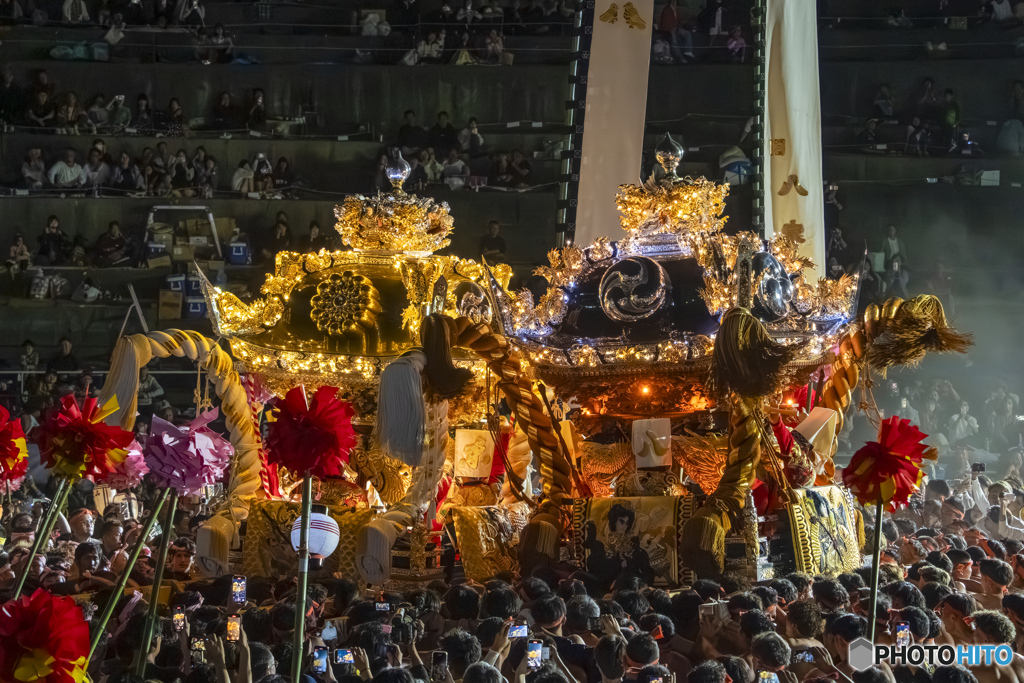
left=385, top=111, right=535, bottom=191
left=9, top=375, right=1024, bottom=683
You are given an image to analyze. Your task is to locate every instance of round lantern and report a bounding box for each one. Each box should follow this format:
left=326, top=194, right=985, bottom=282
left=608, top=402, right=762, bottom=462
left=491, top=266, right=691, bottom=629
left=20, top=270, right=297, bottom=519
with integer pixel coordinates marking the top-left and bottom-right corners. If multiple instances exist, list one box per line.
left=291, top=504, right=340, bottom=569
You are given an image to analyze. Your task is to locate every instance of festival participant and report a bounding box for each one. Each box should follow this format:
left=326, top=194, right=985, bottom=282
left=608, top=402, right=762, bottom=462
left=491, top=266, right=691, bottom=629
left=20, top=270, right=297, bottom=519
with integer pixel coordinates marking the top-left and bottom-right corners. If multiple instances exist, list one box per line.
left=976, top=559, right=1014, bottom=610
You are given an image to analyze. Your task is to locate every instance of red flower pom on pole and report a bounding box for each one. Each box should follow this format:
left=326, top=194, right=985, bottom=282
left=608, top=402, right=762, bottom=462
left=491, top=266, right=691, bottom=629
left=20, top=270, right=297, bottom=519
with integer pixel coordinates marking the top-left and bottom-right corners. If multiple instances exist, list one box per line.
left=0, top=588, right=90, bottom=683
left=842, top=416, right=936, bottom=645
left=842, top=416, right=937, bottom=512
left=265, top=385, right=357, bottom=479
left=36, top=395, right=134, bottom=481
left=0, top=404, right=28, bottom=491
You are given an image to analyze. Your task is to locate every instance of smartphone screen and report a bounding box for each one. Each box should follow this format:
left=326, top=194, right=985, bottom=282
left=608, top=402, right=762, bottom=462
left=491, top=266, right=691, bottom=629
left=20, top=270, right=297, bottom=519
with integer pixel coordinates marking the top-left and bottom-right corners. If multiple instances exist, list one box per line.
left=896, top=622, right=910, bottom=648
left=231, top=576, right=246, bottom=604
left=335, top=649, right=354, bottom=664
left=227, top=615, right=240, bottom=642
left=759, top=672, right=779, bottom=683
left=313, top=647, right=329, bottom=674
left=586, top=617, right=603, bottom=632
left=431, top=651, right=448, bottom=682
left=699, top=603, right=715, bottom=620
left=376, top=602, right=390, bottom=612
left=792, top=650, right=814, bottom=664
left=527, top=640, right=543, bottom=670
left=173, top=606, right=185, bottom=632
left=509, top=624, right=528, bottom=638
left=190, top=638, right=205, bottom=666
left=321, top=620, right=338, bottom=642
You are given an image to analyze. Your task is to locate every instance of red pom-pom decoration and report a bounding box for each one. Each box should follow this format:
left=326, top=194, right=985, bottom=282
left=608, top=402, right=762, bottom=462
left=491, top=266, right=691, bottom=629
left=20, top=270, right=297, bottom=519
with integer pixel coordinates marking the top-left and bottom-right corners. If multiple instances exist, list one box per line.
left=265, top=386, right=357, bottom=478
left=36, top=396, right=134, bottom=481
left=0, top=588, right=90, bottom=683
left=842, top=416, right=937, bottom=512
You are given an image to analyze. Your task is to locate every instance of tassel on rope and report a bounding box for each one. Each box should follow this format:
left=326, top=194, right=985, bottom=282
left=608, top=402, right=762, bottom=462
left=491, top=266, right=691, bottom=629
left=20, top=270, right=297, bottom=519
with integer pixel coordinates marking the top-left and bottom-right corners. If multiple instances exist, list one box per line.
left=375, top=350, right=427, bottom=467
left=709, top=308, right=802, bottom=399
left=421, top=313, right=472, bottom=398
left=865, top=295, right=973, bottom=372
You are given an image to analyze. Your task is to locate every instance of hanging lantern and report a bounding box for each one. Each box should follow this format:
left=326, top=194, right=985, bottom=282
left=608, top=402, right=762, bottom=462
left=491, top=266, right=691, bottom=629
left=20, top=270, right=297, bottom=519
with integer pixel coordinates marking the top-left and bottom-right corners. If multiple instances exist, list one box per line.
left=454, top=429, right=495, bottom=479
left=291, top=504, right=339, bottom=570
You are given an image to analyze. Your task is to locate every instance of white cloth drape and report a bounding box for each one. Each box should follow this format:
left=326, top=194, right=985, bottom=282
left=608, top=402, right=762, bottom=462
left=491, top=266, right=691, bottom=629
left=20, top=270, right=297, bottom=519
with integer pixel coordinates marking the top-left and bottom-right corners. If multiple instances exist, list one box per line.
left=574, top=0, right=655, bottom=248
left=764, top=0, right=825, bottom=270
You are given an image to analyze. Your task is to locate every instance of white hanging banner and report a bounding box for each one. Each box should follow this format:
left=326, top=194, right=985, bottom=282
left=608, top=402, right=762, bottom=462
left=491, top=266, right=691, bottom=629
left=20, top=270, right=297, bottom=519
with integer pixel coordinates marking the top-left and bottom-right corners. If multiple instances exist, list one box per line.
left=764, top=0, right=825, bottom=271
left=574, top=0, right=655, bottom=248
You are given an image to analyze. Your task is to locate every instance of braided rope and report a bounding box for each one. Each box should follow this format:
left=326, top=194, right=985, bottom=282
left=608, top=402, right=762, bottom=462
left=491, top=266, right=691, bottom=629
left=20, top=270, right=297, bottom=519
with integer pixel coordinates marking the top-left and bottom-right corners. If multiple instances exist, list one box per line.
left=446, top=316, right=570, bottom=523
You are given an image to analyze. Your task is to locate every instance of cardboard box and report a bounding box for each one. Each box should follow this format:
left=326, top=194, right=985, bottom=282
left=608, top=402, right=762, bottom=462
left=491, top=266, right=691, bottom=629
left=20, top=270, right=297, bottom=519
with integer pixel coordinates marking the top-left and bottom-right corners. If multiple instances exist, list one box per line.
left=147, top=254, right=172, bottom=269
left=213, top=217, right=236, bottom=240
left=150, top=231, right=173, bottom=249
left=158, top=290, right=182, bottom=320
left=189, top=236, right=209, bottom=247
left=172, top=245, right=195, bottom=262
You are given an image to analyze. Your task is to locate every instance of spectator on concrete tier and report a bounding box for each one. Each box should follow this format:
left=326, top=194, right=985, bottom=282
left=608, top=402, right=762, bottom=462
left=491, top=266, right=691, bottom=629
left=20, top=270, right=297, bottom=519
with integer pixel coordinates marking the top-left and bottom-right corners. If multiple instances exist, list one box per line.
left=8, top=234, right=30, bottom=267
left=508, top=148, right=531, bottom=187
left=93, top=221, right=130, bottom=267
left=430, top=111, right=459, bottom=157
left=109, top=152, right=146, bottom=193
left=485, top=29, right=504, bottom=63
left=942, top=88, right=962, bottom=152
left=26, top=90, right=55, bottom=130
left=169, top=149, right=194, bottom=196
left=259, top=221, right=291, bottom=265
left=0, top=66, right=23, bottom=128
left=31, top=70, right=54, bottom=98
left=442, top=147, right=469, bottom=188
left=135, top=94, right=154, bottom=134
left=86, top=94, right=115, bottom=131
left=300, top=221, right=329, bottom=252
left=173, top=0, right=205, bottom=26
left=161, top=98, right=185, bottom=136
left=55, top=92, right=87, bottom=134
left=191, top=146, right=208, bottom=178
left=91, top=138, right=112, bottom=164
left=456, top=0, right=482, bottom=26
left=47, top=149, right=87, bottom=189
left=47, top=337, right=80, bottom=374
left=399, top=111, right=430, bottom=155
left=247, top=88, right=266, bottom=130
left=949, top=400, right=980, bottom=445
left=489, top=151, right=512, bottom=185
left=252, top=153, right=273, bottom=192
left=62, top=0, right=89, bottom=23
left=420, top=147, right=443, bottom=182
left=406, top=153, right=428, bottom=190
left=482, top=0, right=505, bottom=23
left=458, top=117, right=484, bottom=157
left=232, top=159, right=254, bottom=194
left=22, top=148, right=46, bottom=189
left=37, top=216, right=71, bottom=265
left=136, top=366, right=164, bottom=410
left=856, top=119, right=878, bottom=148
left=881, top=226, right=909, bottom=299
left=478, top=220, right=506, bottom=262
left=658, top=0, right=695, bottom=64
left=84, top=148, right=111, bottom=188
left=153, top=172, right=174, bottom=197
left=153, top=141, right=172, bottom=174
left=958, top=131, right=984, bottom=157
left=905, top=116, right=930, bottom=156
left=425, top=0, right=455, bottom=32
left=107, top=95, right=131, bottom=132
left=915, top=77, right=939, bottom=120
left=874, top=84, right=895, bottom=118
left=20, top=340, right=38, bottom=371
left=205, top=24, right=234, bottom=63
left=196, top=156, right=218, bottom=197
left=989, top=0, right=1017, bottom=26
left=272, top=157, right=294, bottom=195
left=726, top=26, right=746, bottom=62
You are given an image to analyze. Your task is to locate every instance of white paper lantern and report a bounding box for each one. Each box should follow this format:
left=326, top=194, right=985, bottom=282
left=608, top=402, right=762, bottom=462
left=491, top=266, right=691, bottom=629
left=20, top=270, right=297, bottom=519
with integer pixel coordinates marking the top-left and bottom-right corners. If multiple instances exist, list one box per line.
left=291, top=504, right=340, bottom=569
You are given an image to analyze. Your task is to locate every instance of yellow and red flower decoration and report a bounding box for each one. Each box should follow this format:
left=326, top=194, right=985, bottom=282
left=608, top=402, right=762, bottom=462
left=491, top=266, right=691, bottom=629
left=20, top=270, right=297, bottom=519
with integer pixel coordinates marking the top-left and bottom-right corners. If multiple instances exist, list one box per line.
left=0, top=405, right=28, bottom=487
left=0, top=588, right=89, bottom=683
left=842, top=416, right=937, bottom=512
left=36, top=395, right=133, bottom=481
left=265, top=385, right=357, bottom=479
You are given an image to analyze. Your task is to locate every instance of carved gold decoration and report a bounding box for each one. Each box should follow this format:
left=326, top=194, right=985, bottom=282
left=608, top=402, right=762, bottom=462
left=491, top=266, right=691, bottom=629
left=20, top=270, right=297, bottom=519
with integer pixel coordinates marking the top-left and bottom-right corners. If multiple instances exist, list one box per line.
left=209, top=290, right=284, bottom=336
left=310, top=271, right=383, bottom=347
left=334, top=193, right=453, bottom=253
left=770, top=139, right=786, bottom=156
left=673, top=431, right=728, bottom=495
left=615, top=176, right=729, bottom=248
left=622, top=2, right=645, bottom=28
left=580, top=441, right=634, bottom=497
left=786, top=485, right=860, bottom=576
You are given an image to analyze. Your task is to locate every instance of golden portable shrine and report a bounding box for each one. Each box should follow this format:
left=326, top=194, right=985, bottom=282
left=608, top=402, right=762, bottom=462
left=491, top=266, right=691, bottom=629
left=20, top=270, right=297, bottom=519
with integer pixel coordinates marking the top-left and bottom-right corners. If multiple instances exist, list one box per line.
left=96, top=142, right=971, bottom=591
